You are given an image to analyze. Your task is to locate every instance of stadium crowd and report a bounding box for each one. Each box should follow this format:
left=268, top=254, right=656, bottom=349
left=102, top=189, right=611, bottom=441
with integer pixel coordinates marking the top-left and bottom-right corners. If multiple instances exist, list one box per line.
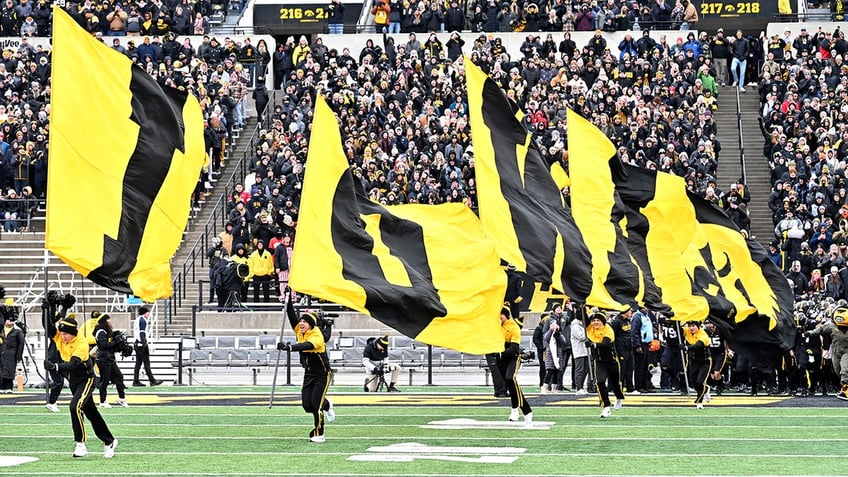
left=0, top=0, right=845, bottom=398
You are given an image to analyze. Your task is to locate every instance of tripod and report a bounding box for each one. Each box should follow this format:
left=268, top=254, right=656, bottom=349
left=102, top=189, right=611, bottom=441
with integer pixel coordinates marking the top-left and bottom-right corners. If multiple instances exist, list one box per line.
left=224, top=289, right=247, bottom=311
left=364, top=363, right=389, bottom=392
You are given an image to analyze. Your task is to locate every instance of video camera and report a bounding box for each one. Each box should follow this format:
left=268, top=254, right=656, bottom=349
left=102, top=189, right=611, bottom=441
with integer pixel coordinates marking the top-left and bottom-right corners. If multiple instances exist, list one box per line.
left=112, top=330, right=134, bottom=358
left=0, top=285, right=21, bottom=326
left=315, top=311, right=338, bottom=328
left=520, top=347, right=535, bottom=361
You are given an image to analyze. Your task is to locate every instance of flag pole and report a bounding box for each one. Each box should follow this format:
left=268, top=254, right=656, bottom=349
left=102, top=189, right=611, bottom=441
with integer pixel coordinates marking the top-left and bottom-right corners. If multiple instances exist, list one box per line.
left=269, top=287, right=291, bottom=408
left=580, top=304, right=596, bottom=386
left=677, top=321, right=691, bottom=396
left=42, top=248, right=49, bottom=404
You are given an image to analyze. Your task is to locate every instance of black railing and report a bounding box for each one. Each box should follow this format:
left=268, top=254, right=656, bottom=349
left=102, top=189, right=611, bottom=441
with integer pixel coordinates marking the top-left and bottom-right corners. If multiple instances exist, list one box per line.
left=168, top=91, right=280, bottom=324
left=0, top=197, right=43, bottom=235
left=733, top=86, right=748, bottom=185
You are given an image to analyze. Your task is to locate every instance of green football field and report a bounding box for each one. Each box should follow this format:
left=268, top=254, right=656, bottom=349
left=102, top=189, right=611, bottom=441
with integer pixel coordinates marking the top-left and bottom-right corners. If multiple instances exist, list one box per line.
left=1, top=386, right=845, bottom=476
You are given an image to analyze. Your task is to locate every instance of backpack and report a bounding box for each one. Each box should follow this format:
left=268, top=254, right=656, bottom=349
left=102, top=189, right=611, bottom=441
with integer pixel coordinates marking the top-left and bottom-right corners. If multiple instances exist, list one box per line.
left=373, top=7, right=388, bottom=25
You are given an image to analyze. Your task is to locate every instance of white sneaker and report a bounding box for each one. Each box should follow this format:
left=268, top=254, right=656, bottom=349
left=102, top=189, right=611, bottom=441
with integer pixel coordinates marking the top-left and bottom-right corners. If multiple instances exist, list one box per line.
left=508, top=408, right=519, bottom=422
left=45, top=403, right=60, bottom=413
left=117, top=398, right=129, bottom=408
left=326, top=400, right=335, bottom=422
left=524, top=412, right=533, bottom=428
left=99, top=402, right=112, bottom=408
left=575, top=389, right=587, bottom=395
left=739, top=87, right=746, bottom=92
left=309, top=435, right=326, bottom=443
left=629, top=389, right=641, bottom=395
left=731, top=81, right=738, bottom=87
left=696, top=403, right=704, bottom=410
left=104, top=438, right=118, bottom=458
left=704, top=388, right=712, bottom=403
left=600, top=407, right=611, bottom=418
left=73, top=442, right=88, bottom=458
left=614, top=399, right=623, bottom=410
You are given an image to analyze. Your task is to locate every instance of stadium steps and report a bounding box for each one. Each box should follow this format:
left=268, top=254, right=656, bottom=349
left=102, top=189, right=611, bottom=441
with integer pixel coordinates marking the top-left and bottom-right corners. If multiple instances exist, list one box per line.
left=167, top=116, right=260, bottom=335
left=715, top=85, right=772, bottom=247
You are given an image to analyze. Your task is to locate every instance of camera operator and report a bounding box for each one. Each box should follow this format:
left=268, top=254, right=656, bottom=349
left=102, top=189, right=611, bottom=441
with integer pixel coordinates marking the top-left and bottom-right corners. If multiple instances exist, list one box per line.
left=277, top=295, right=335, bottom=443
left=1, top=304, right=24, bottom=393
left=362, top=335, right=401, bottom=392
left=206, top=237, right=229, bottom=304
left=44, top=314, right=118, bottom=458
left=92, top=311, right=129, bottom=408
left=496, top=304, right=533, bottom=427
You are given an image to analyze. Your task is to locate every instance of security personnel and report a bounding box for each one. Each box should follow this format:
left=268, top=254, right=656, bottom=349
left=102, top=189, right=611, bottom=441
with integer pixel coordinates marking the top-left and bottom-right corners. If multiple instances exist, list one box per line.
left=278, top=298, right=335, bottom=442
left=586, top=309, right=624, bottom=418
left=132, top=307, right=163, bottom=387
left=683, top=320, right=712, bottom=409
left=44, top=315, right=118, bottom=458
left=247, top=240, right=275, bottom=302
left=497, top=304, right=533, bottom=427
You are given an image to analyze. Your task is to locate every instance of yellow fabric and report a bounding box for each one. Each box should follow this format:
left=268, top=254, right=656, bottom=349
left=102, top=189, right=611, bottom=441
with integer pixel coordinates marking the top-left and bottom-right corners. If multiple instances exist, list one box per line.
left=54, top=332, right=90, bottom=364
left=684, top=327, right=711, bottom=347
left=247, top=250, right=275, bottom=278
left=297, top=326, right=326, bottom=353
left=568, top=111, right=644, bottom=310
left=502, top=318, right=521, bottom=345
left=289, top=96, right=506, bottom=355
left=46, top=7, right=205, bottom=302
left=586, top=323, right=615, bottom=343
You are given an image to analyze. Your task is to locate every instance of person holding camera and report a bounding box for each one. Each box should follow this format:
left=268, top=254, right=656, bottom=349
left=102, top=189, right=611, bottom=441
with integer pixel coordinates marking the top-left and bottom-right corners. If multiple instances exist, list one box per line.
left=132, top=306, right=163, bottom=387
left=362, top=335, right=401, bottom=392
left=277, top=297, right=335, bottom=442
left=586, top=309, right=624, bottom=418
left=497, top=304, right=533, bottom=427
left=206, top=236, right=229, bottom=303
left=327, top=0, right=346, bottom=34
left=44, top=315, right=118, bottom=458
left=371, top=0, right=391, bottom=33
left=92, top=312, right=129, bottom=408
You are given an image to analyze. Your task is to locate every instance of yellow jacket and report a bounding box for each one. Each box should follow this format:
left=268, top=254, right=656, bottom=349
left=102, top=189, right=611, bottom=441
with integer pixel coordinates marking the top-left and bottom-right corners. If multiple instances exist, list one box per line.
left=247, top=248, right=275, bottom=279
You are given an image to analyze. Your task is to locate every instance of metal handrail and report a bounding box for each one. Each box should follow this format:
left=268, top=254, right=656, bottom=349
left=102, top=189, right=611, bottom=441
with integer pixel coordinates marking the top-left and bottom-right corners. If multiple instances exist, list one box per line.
left=734, top=86, right=748, bottom=185
left=169, top=91, right=280, bottom=325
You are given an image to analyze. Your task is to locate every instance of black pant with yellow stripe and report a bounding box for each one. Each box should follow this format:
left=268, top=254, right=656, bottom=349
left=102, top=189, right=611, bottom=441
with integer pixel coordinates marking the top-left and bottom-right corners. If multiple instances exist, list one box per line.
left=497, top=356, right=532, bottom=416
left=69, top=377, right=115, bottom=445
left=302, top=371, right=332, bottom=438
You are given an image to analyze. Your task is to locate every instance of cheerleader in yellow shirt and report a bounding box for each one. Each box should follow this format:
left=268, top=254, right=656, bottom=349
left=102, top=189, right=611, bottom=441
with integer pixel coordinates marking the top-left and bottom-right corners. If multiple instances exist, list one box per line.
left=497, top=304, right=533, bottom=427
left=586, top=310, right=625, bottom=418
left=44, top=315, right=117, bottom=458
left=683, top=320, right=713, bottom=409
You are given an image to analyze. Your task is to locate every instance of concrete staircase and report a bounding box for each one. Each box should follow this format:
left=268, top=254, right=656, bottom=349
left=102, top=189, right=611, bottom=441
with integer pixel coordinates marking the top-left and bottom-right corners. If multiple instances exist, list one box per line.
left=0, top=116, right=259, bottom=333
left=164, top=116, right=261, bottom=335
left=715, top=85, right=774, bottom=246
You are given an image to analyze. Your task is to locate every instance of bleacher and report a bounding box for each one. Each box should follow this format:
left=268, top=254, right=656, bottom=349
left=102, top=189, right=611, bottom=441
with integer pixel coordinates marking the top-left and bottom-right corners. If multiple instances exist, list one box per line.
left=169, top=330, right=538, bottom=386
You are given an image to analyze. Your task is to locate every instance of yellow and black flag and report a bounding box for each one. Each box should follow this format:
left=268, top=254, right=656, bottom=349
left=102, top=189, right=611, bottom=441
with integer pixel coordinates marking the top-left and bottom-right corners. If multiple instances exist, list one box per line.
left=687, top=191, right=796, bottom=359
left=608, top=146, right=795, bottom=360
left=466, top=58, right=604, bottom=308
left=289, top=96, right=506, bottom=355
left=46, top=8, right=205, bottom=302
left=567, top=110, right=653, bottom=311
